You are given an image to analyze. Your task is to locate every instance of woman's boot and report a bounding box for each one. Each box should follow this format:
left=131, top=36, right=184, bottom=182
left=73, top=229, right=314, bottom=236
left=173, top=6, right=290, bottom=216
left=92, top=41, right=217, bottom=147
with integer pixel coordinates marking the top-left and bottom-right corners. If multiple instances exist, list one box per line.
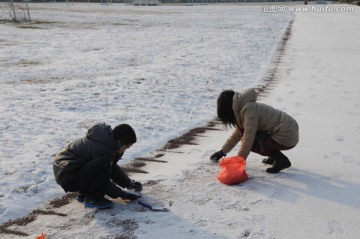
left=266, top=151, right=291, bottom=173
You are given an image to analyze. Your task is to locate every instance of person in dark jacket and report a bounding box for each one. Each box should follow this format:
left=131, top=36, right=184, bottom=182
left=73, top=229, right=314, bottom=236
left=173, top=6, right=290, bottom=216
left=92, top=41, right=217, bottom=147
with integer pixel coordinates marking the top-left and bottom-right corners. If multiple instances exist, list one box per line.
left=53, top=123, right=142, bottom=209
left=210, top=89, right=299, bottom=173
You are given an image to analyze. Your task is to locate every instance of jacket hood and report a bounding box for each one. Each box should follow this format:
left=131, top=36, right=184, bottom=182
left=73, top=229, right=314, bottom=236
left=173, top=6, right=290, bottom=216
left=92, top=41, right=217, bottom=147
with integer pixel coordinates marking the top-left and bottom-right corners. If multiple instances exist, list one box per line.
left=86, top=123, right=119, bottom=150
left=232, top=88, right=257, bottom=112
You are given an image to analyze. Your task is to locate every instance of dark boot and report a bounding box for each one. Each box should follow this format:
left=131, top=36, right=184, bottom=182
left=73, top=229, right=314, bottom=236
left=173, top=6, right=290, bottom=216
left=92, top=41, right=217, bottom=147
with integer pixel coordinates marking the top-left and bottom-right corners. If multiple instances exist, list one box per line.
left=84, top=197, right=113, bottom=209
left=262, top=157, right=275, bottom=165
left=266, top=151, right=291, bottom=174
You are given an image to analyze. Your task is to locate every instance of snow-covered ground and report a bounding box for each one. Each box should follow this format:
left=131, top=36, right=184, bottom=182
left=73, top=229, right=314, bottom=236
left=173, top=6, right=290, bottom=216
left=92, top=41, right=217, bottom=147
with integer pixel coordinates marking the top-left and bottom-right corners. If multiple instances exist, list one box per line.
left=0, top=3, right=292, bottom=223
left=1, top=2, right=360, bottom=239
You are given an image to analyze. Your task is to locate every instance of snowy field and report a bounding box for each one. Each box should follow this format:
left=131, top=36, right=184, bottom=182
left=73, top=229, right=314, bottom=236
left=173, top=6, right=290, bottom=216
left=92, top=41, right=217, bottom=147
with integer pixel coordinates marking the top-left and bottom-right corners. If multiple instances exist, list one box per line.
left=0, top=3, right=293, bottom=224
left=1, top=3, right=360, bottom=239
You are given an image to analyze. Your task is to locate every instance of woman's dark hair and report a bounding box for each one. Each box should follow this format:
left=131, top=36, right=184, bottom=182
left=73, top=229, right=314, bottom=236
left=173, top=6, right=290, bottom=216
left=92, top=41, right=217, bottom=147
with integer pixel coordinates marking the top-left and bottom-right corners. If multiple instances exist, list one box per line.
left=217, top=90, right=236, bottom=127
left=113, top=124, right=137, bottom=145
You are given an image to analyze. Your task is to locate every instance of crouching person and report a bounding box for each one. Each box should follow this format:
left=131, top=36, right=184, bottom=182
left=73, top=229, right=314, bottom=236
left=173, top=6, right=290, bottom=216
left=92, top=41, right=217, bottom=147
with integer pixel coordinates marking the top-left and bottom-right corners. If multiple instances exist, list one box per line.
left=211, top=89, right=299, bottom=174
left=53, top=123, right=142, bottom=209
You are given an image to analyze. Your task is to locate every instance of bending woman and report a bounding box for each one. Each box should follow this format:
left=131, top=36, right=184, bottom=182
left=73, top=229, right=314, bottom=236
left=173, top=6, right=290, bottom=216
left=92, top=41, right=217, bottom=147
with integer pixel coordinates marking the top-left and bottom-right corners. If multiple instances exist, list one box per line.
left=210, top=88, right=299, bottom=173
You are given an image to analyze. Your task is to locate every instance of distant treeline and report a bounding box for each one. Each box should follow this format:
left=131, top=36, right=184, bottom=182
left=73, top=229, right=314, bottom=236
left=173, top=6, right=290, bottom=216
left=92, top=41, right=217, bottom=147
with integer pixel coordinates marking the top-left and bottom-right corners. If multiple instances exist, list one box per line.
left=11, top=0, right=306, bottom=3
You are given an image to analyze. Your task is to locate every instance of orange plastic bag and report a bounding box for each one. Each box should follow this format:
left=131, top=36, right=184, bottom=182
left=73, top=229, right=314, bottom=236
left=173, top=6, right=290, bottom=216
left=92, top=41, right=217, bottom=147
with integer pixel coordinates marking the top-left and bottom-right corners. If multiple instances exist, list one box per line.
left=217, top=156, right=248, bottom=185
left=35, top=233, right=47, bottom=239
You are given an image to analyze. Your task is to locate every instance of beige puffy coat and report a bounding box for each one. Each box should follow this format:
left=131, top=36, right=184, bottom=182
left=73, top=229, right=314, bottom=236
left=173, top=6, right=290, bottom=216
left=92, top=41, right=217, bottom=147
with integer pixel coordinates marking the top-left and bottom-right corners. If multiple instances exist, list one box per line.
left=221, top=88, right=299, bottom=159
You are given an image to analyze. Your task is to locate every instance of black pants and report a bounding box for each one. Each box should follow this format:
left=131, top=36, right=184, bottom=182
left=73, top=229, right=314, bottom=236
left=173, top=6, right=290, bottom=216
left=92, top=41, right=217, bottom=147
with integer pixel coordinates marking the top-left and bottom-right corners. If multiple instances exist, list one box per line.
left=62, top=158, right=112, bottom=199
left=251, top=132, right=295, bottom=156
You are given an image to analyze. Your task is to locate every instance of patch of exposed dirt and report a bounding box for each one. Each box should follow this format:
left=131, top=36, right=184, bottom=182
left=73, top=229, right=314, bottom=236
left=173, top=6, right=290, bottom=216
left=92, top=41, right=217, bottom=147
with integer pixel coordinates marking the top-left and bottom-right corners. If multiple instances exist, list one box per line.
left=161, top=120, right=222, bottom=150
left=0, top=192, right=75, bottom=236
left=257, top=19, right=293, bottom=99
left=48, top=193, right=76, bottom=209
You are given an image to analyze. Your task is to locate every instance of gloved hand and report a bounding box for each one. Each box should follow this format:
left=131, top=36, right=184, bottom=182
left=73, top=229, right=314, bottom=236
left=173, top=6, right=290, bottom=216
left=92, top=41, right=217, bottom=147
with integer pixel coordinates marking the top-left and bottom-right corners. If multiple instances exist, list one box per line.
left=122, top=191, right=141, bottom=201
left=210, top=150, right=226, bottom=162
left=128, top=180, right=143, bottom=192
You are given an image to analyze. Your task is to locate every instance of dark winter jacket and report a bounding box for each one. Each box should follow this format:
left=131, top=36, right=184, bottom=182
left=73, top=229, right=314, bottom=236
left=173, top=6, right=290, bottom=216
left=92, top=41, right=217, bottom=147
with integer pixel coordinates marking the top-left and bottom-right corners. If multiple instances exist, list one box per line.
left=53, top=123, right=131, bottom=188
left=222, top=89, right=299, bottom=159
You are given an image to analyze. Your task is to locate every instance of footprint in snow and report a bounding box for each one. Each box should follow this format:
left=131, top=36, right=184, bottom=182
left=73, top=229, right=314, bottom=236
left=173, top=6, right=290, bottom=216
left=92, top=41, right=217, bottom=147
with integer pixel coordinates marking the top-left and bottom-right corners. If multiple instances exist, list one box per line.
left=335, top=135, right=344, bottom=142
left=327, top=220, right=344, bottom=235
left=329, top=172, right=343, bottom=179
left=194, top=219, right=207, bottom=227
left=241, top=229, right=251, bottom=237
left=342, top=155, right=355, bottom=164
left=250, top=199, right=271, bottom=206
left=272, top=187, right=285, bottom=199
